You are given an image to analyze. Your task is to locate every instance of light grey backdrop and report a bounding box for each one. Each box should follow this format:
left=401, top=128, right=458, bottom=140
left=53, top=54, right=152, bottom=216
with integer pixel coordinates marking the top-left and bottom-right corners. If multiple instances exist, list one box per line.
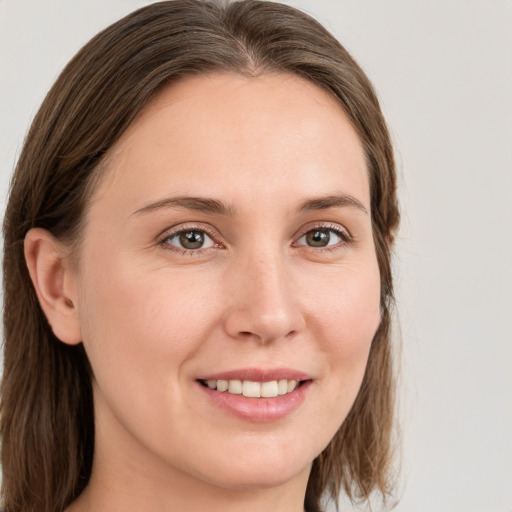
left=1, top=1, right=511, bottom=511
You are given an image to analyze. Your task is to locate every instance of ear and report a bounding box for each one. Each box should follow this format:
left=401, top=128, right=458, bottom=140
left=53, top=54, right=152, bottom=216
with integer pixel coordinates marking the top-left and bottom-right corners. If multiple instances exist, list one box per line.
left=24, top=228, right=82, bottom=345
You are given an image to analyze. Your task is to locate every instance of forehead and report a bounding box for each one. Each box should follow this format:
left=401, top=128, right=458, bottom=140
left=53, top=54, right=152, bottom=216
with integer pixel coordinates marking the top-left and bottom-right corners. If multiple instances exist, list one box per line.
left=94, top=72, right=369, bottom=211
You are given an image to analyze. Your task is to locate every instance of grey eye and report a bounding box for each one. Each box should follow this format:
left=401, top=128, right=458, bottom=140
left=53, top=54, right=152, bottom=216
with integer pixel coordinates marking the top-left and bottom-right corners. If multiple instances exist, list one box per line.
left=297, top=228, right=343, bottom=248
left=166, top=230, right=215, bottom=250
left=306, top=230, right=329, bottom=247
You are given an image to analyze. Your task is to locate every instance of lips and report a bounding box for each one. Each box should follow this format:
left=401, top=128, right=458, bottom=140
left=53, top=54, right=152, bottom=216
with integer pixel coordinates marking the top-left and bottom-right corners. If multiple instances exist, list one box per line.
left=196, top=368, right=312, bottom=422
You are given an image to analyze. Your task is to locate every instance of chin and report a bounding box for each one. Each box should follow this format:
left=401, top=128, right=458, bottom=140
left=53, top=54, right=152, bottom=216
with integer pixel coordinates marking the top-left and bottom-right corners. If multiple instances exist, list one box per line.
left=202, top=463, right=310, bottom=491
left=184, top=439, right=315, bottom=491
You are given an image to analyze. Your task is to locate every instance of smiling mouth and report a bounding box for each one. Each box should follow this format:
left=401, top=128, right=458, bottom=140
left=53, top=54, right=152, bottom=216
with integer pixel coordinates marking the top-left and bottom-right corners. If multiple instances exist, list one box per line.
left=198, top=378, right=307, bottom=398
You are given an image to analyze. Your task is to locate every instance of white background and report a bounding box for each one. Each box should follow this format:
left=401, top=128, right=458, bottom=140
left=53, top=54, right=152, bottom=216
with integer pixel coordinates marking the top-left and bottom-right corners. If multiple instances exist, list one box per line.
left=1, top=1, right=511, bottom=511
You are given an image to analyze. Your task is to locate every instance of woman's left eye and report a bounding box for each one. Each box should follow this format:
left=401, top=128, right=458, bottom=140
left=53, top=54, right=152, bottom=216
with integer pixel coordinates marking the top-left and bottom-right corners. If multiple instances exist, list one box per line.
left=295, top=227, right=348, bottom=248
left=162, top=229, right=215, bottom=251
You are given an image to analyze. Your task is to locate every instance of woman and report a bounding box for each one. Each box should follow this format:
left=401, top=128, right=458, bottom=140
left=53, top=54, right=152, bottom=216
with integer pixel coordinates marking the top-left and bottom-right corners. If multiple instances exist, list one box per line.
left=1, top=1, right=399, bottom=511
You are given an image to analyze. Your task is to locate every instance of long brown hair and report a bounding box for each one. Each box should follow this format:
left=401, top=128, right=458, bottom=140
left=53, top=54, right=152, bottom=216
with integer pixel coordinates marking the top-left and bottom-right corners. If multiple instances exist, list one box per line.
left=1, top=1, right=400, bottom=511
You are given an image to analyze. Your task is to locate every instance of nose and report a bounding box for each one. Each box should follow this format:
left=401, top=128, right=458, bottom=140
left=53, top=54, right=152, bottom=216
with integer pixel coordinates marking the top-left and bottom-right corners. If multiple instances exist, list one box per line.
left=222, top=249, right=305, bottom=344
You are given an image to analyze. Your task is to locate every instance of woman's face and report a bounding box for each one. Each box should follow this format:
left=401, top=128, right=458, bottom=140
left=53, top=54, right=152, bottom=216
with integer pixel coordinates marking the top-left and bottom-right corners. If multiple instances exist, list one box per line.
left=71, top=73, right=381, bottom=491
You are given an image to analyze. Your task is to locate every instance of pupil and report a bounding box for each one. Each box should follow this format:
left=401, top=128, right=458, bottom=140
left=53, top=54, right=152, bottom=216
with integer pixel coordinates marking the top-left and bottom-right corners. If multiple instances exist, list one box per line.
left=306, top=230, right=329, bottom=247
left=179, top=231, right=204, bottom=249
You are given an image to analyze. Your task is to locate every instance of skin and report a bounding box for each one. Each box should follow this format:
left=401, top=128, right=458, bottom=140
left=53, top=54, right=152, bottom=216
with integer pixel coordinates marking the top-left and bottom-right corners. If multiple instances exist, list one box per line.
left=25, top=72, right=381, bottom=512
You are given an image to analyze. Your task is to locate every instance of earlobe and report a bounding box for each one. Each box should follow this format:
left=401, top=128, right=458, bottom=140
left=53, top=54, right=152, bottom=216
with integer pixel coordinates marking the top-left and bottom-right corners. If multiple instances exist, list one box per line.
left=24, top=228, right=82, bottom=345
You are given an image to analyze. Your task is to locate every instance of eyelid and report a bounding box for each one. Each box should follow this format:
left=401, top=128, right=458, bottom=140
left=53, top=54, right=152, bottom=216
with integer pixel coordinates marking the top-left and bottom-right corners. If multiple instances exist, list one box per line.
left=158, top=222, right=217, bottom=239
left=156, top=220, right=352, bottom=255
left=157, top=223, right=224, bottom=253
left=292, top=222, right=352, bottom=248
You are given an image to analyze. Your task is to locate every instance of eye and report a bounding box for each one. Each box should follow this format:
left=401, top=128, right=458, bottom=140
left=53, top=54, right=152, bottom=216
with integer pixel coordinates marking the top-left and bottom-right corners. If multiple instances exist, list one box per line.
left=295, top=227, right=348, bottom=248
left=162, top=229, right=216, bottom=251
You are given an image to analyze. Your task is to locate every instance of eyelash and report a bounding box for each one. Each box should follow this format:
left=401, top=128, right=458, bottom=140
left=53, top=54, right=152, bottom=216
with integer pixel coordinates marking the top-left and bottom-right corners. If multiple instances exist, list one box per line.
left=158, top=223, right=352, bottom=256
left=293, top=223, right=352, bottom=252
left=158, top=224, right=220, bottom=256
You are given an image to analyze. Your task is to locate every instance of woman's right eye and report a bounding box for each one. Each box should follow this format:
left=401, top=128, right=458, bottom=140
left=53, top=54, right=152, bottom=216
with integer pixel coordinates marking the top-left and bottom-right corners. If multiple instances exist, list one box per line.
left=161, top=229, right=216, bottom=251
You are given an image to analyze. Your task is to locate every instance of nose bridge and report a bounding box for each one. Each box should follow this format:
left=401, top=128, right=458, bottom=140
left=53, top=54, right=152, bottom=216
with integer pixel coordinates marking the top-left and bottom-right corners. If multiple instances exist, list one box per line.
left=251, top=248, right=291, bottom=314
left=223, top=242, right=303, bottom=343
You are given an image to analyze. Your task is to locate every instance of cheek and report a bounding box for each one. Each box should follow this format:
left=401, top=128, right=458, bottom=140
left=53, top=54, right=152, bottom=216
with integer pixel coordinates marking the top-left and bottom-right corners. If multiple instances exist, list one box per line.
left=308, top=259, right=381, bottom=340
left=81, top=253, right=210, bottom=338
left=304, top=258, right=381, bottom=390
left=75, top=258, right=225, bottom=445
left=76, top=256, right=221, bottom=387
left=282, top=257, right=381, bottom=456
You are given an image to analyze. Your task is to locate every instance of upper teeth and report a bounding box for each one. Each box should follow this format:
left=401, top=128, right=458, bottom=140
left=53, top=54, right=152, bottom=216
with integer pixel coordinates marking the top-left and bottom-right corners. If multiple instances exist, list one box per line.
left=205, top=379, right=298, bottom=398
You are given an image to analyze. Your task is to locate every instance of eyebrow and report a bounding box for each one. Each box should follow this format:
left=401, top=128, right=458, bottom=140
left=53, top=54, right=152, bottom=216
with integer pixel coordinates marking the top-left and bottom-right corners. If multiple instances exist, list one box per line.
left=298, top=194, right=368, bottom=214
left=132, top=193, right=367, bottom=217
left=132, top=196, right=236, bottom=216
